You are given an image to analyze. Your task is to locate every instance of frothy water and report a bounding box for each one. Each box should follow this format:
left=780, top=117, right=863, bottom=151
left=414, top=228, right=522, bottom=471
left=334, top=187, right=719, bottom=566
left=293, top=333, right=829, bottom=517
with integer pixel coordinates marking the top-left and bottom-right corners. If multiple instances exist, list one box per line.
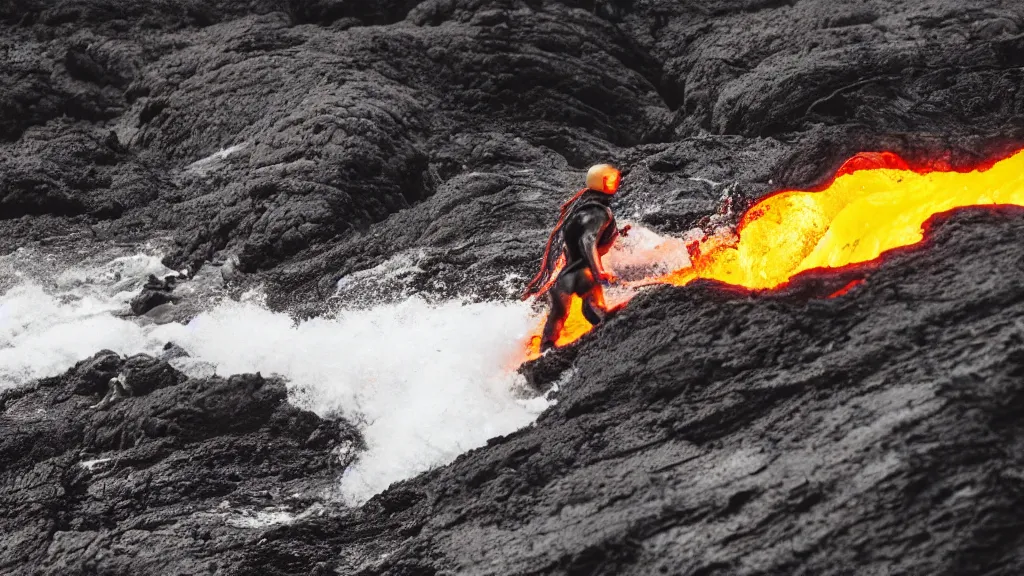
left=0, top=247, right=547, bottom=505
left=0, top=222, right=692, bottom=505
left=0, top=249, right=185, bottom=387
left=151, top=296, right=545, bottom=505
left=0, top=282, right=155, bottom=386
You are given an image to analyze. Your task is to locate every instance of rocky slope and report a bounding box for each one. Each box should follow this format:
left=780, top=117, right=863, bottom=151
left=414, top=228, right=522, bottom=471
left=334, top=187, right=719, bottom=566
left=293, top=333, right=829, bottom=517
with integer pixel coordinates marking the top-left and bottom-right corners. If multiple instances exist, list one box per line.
left=0, top=350, right=361, bottom=575
left=2, top=0, right=1024, bottom=574
left=311, top=206, right=1024, bottom=575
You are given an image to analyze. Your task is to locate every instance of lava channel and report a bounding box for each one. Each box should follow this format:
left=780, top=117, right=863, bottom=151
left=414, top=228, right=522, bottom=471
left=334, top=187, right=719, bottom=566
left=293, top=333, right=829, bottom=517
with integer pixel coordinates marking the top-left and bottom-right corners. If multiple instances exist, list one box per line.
left=522, top=147, right=1024, bottom=360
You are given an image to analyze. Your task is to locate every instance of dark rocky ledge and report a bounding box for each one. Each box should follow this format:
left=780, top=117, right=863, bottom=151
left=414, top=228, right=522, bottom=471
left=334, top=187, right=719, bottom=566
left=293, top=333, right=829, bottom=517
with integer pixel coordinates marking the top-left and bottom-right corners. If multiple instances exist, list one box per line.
left=0, top=351, right=362, bottom=575
left=2, top=0, right=1024, bottom=574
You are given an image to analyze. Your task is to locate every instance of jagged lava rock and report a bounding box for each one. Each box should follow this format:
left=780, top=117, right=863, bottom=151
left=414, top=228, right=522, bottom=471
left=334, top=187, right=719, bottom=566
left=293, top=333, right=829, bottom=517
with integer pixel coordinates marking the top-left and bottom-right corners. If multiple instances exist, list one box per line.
left=0, top=351, right=361, bottom=575
left=241, top=209, right=1024, bottom=576
left=1, top=0, right=1024, bottom=574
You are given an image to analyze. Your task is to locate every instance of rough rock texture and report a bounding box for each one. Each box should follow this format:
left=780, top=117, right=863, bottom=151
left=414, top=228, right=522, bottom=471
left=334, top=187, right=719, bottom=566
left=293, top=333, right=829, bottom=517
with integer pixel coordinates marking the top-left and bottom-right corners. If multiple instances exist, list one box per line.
left=0, top=351, right=362, bottom=575
left=221, top=207, right=1024, bottom=575
left=7, top=0, right=1019, bottom=299
left=129, top=273, right=182, bottom=315
left=2, top=0, right=1024, bottom=574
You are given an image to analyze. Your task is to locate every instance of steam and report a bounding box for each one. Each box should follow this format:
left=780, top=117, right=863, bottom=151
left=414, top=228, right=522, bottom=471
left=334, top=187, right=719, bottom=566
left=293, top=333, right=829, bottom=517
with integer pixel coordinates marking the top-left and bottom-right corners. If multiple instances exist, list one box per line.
left=605, top=221, right=696, bottom=280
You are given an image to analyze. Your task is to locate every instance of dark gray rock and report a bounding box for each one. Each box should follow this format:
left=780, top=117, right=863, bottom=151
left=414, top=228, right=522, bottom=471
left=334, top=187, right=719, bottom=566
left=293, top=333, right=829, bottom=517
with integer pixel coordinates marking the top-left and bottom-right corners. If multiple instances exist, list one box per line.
left=129, top=289, right=175, bottom=314
left=1, top=0, right=1024, bottom=574
left=0, top=351, right=362, bottom=575
left=118, top=353, right=184, bottom=395
left=65, top=349, right=122, bottom=397
left=129, top=273, right=180, bottom=315
left=242, top=208, right=1024, bottom=576
left=159, top=341, right=192, bottom=362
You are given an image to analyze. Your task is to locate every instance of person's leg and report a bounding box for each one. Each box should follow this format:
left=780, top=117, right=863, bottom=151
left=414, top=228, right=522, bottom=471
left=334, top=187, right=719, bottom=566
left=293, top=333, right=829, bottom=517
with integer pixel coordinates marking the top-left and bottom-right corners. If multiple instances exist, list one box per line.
left=541, top=279, right=574, bottom=352
left=573, top=268, right=608, bottom=326
left=581, top=283, right=610, bottom=325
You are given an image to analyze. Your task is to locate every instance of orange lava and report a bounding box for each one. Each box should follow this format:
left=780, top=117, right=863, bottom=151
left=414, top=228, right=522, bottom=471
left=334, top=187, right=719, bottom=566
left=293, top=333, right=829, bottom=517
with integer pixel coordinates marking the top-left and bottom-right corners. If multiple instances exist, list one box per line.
left=521, top=147, right=1024, bottom=361
left=827, top=279, right=865, bottom=299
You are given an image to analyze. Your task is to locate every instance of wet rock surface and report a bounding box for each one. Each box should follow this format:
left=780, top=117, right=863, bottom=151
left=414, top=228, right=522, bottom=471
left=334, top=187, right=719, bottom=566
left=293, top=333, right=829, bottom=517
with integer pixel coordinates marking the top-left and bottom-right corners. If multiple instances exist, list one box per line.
left=128, top=273, right=181, bottom=315
left=237, top=208, right=1024, bottom=576
left=0, top=351, right=362, bottom=575
left=2, top=0, right=1024, bottom=574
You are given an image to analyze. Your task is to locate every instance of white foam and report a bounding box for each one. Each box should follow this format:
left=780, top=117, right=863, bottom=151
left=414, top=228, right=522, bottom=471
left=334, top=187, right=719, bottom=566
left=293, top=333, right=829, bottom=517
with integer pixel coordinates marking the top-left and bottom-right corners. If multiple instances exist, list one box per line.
left=0, top=254, right=549, bottom=506
left=53, top=253, right=178, bottom=296
left=0, top=221, right=699, bottom=504
left=150, top=296, right=546, bottom=505
left=0, top=283, right=160, bottom=388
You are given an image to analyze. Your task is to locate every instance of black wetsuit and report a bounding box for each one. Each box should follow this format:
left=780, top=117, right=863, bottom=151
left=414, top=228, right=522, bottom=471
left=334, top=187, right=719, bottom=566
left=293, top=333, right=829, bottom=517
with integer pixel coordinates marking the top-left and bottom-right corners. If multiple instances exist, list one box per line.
left=540, top=190, right=619, bottom=351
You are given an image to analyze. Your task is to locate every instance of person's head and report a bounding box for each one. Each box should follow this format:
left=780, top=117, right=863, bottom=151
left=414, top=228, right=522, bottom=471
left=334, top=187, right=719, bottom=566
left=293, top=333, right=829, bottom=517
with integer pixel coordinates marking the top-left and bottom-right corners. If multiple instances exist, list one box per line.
left=586, top=164, right=621, bottom=194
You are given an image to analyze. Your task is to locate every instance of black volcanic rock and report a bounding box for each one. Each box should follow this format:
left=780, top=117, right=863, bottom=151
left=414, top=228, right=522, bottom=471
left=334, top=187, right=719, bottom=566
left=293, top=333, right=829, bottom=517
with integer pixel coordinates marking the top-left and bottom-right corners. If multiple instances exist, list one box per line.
left=2, top=0, right=1021, bottom=287
left=0, top=351, right=362, bottom=575
left=241, top=208, right=1024, bottom=576
left=129, top=273, right=180, bottom=315
left=1, top=0, right=1024, bottom=575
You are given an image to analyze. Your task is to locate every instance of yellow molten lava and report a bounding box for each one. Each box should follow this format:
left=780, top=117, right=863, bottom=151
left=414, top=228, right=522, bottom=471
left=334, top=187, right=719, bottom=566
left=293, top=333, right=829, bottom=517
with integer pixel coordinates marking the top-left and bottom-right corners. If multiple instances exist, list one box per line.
left=662, top=149, right=1024, bottom=289
left=522, top=147, right=1024, bottom=360
left=525, top=296, right=592, bottom=353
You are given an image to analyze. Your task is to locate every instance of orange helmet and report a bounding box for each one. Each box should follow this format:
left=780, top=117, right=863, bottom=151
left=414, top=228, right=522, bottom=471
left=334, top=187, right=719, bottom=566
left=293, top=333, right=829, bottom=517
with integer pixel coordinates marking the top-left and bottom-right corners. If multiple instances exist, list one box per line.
left=586, top=164, right=621, bottom=194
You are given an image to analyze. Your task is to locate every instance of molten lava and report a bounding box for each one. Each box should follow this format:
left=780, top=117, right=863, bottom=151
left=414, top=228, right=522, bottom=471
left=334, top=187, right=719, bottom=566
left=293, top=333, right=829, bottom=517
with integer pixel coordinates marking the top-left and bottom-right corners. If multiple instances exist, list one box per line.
left=523, top=148, right=1024, bottom=359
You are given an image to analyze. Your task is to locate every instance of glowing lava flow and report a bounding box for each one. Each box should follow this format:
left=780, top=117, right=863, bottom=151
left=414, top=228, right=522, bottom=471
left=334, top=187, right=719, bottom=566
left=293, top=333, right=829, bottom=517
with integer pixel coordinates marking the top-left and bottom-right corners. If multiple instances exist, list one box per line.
left=522, top=147, right=1024, bottom=360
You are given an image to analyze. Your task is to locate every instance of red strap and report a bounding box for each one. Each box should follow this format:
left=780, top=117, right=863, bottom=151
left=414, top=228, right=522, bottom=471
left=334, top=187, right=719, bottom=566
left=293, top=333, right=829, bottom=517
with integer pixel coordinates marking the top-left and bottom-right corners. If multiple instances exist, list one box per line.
left=521, top=188, right=588, bottom=300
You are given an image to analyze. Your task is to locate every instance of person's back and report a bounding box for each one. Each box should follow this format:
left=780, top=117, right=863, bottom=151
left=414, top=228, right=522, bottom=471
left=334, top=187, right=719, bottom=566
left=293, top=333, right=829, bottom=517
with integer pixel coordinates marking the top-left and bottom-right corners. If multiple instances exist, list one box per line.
left=561, top=193, right=617, bottom=270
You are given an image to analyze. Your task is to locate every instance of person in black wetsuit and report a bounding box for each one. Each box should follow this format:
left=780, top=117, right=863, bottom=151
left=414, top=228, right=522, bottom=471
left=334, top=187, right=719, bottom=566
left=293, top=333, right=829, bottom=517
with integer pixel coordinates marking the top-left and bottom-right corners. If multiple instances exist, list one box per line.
left=521, top=164, right=631, bottom=352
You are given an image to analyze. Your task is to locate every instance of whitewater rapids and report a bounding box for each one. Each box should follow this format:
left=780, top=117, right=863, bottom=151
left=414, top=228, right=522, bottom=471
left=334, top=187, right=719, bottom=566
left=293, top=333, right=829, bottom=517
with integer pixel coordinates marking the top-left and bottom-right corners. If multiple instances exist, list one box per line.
left=0, top=222, right=694, bottom=505
left=0, top=247, right=548, bottom=505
